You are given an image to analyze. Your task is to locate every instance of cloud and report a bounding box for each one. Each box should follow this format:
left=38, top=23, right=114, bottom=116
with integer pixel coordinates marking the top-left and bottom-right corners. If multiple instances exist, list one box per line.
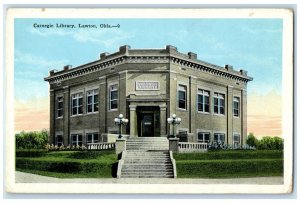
left=167, top=29, right=189, bottom=43
left=14, top=50, right=69, bottom=100
left=241, top=26, right=282, bottom=35
left=29, top=27, right=134, bottom=48
left=15, top=50, right=69, bottom=68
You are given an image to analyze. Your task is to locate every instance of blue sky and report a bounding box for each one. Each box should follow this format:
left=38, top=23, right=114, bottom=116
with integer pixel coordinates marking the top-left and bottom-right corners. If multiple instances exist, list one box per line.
left=14, top=18, right=282, bottom=101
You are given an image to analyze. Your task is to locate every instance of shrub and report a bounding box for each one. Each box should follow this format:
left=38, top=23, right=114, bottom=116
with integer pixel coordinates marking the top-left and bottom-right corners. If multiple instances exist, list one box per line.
left=176, top=159, right=283, bottom=178
left=16, top=130, right=48, bottom=149
left=67, top=150, right=115, bottom=159
left=16, top=149, right=48, bottom=157
left=207, top=142, right=255, bottom=150
left=16, top=157, right=115, bottom=177
left=173, top=150, right=283, bottom=160
left=45, top=144, right=88, bottom=151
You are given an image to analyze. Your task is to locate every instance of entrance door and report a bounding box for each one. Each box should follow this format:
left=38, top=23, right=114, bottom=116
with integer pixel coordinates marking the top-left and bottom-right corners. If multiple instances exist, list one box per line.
left=141, top=113, right=154, bottom=137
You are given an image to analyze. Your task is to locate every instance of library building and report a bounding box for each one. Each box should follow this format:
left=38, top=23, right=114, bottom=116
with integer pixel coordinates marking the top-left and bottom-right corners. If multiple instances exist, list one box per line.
left=44, top=45, right=253, bottom=147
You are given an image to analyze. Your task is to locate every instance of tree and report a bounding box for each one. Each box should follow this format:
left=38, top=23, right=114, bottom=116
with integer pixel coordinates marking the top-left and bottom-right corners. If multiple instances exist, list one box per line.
left=272, top=136, right=284, bottom=150
left=15, top=129, right=49, bottom=149
left=246, top=132, right=258, bottom=148
left=257, top=136, right=283, bottom=150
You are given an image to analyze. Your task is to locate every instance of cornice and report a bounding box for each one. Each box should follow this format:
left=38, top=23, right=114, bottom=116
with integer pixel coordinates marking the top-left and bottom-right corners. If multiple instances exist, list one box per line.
left=170, top=56, right=252, bottom=84
left=44, top=52, right=253, bottom=85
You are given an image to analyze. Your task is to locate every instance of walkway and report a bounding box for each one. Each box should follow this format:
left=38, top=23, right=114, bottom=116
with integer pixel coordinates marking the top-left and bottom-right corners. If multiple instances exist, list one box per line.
left=15, top=171, right=283, bottom=185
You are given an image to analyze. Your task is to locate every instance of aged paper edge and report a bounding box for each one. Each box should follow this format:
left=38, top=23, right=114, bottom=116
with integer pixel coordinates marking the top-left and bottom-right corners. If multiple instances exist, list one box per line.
left=5, top=8, right=294, bottom=194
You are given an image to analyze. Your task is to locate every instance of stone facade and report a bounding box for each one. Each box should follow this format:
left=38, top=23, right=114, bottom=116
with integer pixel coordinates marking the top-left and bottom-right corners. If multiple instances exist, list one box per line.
left=44, top=45, right=252, bottom=147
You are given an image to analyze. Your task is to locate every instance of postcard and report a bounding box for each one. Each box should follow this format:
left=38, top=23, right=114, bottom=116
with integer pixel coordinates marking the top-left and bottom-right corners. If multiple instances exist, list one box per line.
left=5, top=8, right=293, bottom=194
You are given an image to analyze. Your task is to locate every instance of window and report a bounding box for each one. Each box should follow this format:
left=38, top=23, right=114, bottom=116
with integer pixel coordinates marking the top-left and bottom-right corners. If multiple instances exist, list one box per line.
left=109, top=85, right=118, bottom=110
left=87, top=89, right=99, bottom=113
left=214, top=133, right=225, bottom=143
left=57, top=97, right=63, bottom=118
left=71, top=134, right=82, bottom=146
left=178, top=85, right=186, bottom=109
left=71, top=93, right=83, bottom=115
left=233, top=97, right=240, bottom=117
left=86, top=133, right=99, bottom=144
left=233, top=134, right=240, bottom=148
left=55, top=135, right=63, bottom=146
left=197, top=89, right=210, bottom=113
left=198, top=132, right=210, bottom=143
left=214, top=92, right=225, bottom=115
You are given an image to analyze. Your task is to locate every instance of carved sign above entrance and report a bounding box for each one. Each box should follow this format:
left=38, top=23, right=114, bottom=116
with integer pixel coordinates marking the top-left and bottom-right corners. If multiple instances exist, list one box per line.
left=135, top=81, right=160, bottom=91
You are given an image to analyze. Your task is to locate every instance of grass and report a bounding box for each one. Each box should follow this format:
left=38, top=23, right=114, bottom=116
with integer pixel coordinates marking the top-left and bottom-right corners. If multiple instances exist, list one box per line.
left=16, top=149, right=284, bottom=179
left=173, top=150, right=283, bottom=160
left=16, top=150, right=118, bottom=178
left=174, top=150, right=283, bottom=178
left=17, top=168, right=113, bottom=179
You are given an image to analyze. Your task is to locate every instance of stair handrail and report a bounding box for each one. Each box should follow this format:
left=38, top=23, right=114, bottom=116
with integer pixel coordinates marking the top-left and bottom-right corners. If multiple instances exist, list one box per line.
left=117, top=150, right=127, bottom=178
left=169, top=151, right=177, bottom=178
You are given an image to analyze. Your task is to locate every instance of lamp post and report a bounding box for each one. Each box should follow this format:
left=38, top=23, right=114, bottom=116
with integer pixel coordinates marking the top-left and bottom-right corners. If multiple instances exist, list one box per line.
left=167, top=114, right=181, bottom=138
left=114, top=114, right=129, bottom=139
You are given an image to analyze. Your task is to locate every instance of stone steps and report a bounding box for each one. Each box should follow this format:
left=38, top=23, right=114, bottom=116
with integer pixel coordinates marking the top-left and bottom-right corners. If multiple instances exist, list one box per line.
left=122, top=164, right=173, bottom=169
left=119, top=137, right=175, bottom=178
left=121, top=174, right=174, bottom=178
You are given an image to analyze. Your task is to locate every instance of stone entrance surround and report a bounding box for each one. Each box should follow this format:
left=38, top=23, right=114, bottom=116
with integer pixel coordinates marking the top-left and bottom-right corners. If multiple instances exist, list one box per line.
left=129, top=104, right=167, bottom=137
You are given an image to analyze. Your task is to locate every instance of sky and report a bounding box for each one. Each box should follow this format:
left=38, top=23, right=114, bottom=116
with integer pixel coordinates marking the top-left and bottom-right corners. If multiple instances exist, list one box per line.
left=14, top=18, right=283, bottom=138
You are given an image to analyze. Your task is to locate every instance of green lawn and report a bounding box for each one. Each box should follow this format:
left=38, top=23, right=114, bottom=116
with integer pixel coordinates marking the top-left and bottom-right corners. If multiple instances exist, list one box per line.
left=174, top=150, right=283, bottom=178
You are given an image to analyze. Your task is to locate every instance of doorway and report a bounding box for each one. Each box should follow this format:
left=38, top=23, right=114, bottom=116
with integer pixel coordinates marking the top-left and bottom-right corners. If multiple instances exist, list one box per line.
left=136, top=106, right=160, bottom=137
left=141, top=113, right=154, bottom=137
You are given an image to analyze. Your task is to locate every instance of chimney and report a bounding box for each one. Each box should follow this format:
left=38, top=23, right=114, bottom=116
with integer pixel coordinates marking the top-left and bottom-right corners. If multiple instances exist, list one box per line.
left=188, top=52, right=197, bottom=60
left=119, top=45, right=131, bottom=54
left=225, top=64, right=233, bottom=71
left=64, top=65, right=72, bottom=71
left=49, top=70, right=55, bottom=76
left=100, top=52, right=109, bottom=60
left=166, top=45, right=178, bottom=53
left=240, top=69, right=248, bottom=76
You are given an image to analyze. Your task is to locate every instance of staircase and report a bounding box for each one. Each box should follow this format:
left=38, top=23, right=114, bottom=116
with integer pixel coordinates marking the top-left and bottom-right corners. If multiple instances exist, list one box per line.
left=117, top=137, right=176, bottom=178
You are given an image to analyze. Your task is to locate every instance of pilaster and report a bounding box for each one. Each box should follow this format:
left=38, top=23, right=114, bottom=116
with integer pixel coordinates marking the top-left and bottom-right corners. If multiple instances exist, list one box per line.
left=129, top=105, right=137, bottom=137
left=159, top=104, right=167, bottom=137
left=241, top=89, right=247, bottom=146
left=63, top=86, right=70, bottom=145
left=49, top=89, right=55, bottom=145
left=119, top=71, right=127, bottom=120
left=169, top=70, right=177, bottom=135
left=99, top=76, right=107, bottom=134
left=227, top=85, right=233, bottom=145
left=189, top=76, right=197, bottom=134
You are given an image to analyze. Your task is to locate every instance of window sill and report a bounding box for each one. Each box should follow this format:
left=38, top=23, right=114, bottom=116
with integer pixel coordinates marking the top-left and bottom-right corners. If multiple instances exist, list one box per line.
left=86, top=112, right=99, bottom=115
left=56, top=117, right=63, bottom=119
left=108, top=109, right=118, bottom=112
left=177, top=108, right=187, bottom=112
left=70, top=114, right=84, bottom=118
left=213, top=113, right=225, bottom=117
left=233, top=116, right=240, bottom=118
left=197, top=111, right=210, bottom=115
